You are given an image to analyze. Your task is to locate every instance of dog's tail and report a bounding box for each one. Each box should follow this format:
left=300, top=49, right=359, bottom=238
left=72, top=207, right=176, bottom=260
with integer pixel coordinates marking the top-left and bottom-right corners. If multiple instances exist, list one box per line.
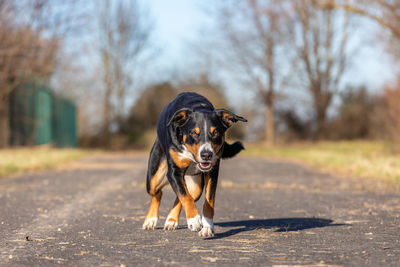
left=221, top=141, right=245, bottom=159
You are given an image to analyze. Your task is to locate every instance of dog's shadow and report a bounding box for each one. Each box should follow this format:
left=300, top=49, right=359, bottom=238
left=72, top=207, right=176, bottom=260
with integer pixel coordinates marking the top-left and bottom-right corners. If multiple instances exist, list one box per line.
left=208, top=217, right=346, bottom=240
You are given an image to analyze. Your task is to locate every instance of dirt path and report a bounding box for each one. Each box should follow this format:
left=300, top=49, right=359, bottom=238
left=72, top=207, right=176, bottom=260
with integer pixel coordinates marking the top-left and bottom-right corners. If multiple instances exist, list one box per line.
left=0, top=153, right=399, bottom=266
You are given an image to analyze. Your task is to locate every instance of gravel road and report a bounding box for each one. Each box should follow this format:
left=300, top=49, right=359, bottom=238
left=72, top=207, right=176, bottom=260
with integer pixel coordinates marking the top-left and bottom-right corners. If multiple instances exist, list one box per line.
left=0, top=153, right=399, bottom=266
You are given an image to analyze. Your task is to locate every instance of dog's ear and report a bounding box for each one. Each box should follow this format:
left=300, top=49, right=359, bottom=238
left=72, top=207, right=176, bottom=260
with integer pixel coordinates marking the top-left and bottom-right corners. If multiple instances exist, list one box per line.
left=215, top=109, right=247, bottom=129
left=167, top=108, right=192, bottom=127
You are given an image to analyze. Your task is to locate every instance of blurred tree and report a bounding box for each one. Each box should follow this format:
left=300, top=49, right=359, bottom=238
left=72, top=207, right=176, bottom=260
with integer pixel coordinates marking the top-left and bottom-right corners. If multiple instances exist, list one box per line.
left=318, top=0, right=400, bottom=59
left=278, top=110, right=312, bottom=141
left=317, top=0, right=400, bottom=148
left=97, top=0, right=153, bottom=146
left=292, top=0, right=351, bottom=139
left=326, top=86, right=375, bottom=140
left=0, top=0, right=83, bottom=148
left=382, top=79, right=400, bottom=150
left=124, top=82, right=176, bottom=142
left=176, top=74, right=229, bottom=109
left=210, top=0, right=295, bottom=146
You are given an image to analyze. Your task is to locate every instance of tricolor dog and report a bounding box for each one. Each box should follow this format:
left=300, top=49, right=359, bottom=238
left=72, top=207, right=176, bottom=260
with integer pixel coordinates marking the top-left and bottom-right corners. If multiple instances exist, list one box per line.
left=142, top=92, right=247, bottom=237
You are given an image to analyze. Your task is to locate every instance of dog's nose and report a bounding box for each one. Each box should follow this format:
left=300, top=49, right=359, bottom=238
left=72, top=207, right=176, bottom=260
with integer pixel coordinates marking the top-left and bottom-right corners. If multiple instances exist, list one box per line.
left=200, top=150, right=213, bottom=161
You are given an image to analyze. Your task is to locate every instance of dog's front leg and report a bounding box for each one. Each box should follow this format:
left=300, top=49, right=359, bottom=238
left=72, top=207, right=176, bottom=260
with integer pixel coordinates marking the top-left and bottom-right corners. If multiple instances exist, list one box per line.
left=167, top=163, right=202, bottom=232
left=199, top=160, right=220, bottom=237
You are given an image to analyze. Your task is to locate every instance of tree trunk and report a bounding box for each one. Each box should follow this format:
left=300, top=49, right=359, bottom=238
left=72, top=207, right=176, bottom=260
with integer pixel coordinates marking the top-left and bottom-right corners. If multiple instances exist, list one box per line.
left=313, top=89, right=331, bottom=140
left=0, top=97, right=10, bottom=148
left=102, top=84, right=112, bottom=147
left=265, top=102, right=275, bottom=146
left=315, top=107, right=326, bottom=141
left=102, top=49, right=112, bottom=148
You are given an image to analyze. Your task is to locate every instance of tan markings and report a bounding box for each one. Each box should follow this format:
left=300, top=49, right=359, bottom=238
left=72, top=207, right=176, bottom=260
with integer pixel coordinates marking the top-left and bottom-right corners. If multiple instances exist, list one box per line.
left=185, top=175, right=203, bottom=201
left=166, top=197, right=182, bottom=223
left=210, top=126, right=216, bottom=134
left=145, top=191, right=162, bottom=221
left=203, top=201, right=214, bottom=219
left=212, top=136, right=225, bottom=157
left=179, top=194, right=199, bottom=219
left=169, top=148, right=191, bottom=169
left=149, top=160, right=168, bottom=195
left=212, top=142, right=223, bottom=157
left=202, top=174, right=215, bottom=219
left=222, top=112, right=233, bottom=126
left=175, top=110, right=189, bottom=124
left=183, top=134, right=187, bottom=143
left=184, top=143, right=201, bottom=160
left=194, top=127, right=200, bottom=134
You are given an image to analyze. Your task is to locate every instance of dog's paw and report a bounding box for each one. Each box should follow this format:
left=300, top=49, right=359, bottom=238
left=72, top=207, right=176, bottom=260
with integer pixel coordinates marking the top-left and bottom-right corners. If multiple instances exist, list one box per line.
left=199, top=216, right=214, bottom=237
left=142, top=217, right=158, bottom=230
left=164, top=218, right=178, bottom=230
left=187, top=215, right=202, bottom=232
left=199, top=226, right=214, bottom=237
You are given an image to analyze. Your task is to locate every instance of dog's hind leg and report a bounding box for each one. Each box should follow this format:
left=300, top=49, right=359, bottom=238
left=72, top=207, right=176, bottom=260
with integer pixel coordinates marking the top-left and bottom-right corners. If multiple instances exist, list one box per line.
left=143, top=139, right=168, bottom=230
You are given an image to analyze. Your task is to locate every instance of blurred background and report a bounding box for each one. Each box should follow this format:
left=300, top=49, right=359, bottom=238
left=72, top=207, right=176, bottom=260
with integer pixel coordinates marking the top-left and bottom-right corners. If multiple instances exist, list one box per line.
left=0, top=0, right=399, bottom=152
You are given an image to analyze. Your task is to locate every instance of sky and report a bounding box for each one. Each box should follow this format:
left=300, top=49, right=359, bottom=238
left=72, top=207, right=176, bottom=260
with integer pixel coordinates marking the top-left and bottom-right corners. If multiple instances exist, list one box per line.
left=147, top=0, right=397, bottom=106
left=148, top=0, right=216, bottom=86
left=150, top=0, right=202, bottom=54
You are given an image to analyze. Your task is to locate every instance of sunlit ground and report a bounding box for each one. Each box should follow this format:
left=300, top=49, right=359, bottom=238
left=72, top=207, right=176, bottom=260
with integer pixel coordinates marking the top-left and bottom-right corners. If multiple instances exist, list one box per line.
left=244, top=141, right=400, bottom=183
left=0, top=147, right=91, bottom=178
left=1, top=141, right=399, bottom=183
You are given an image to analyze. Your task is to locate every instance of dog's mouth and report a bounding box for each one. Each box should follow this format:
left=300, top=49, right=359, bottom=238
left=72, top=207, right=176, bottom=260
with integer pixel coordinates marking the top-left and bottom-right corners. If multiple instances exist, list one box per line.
left=198, top=162, right=212, bottom=172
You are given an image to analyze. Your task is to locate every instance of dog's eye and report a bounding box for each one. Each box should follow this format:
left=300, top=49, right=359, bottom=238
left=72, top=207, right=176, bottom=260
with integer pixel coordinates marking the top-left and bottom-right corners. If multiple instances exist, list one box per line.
left=190, top=130, right=199, bottom=137
left=212, top=130, right=219, bottom=137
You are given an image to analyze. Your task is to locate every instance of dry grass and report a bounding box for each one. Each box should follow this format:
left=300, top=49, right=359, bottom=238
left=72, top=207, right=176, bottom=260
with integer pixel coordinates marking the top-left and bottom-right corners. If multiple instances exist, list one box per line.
left=243, top=141, right=400, bottom=183
left=0, top=147, right=91, bottom=178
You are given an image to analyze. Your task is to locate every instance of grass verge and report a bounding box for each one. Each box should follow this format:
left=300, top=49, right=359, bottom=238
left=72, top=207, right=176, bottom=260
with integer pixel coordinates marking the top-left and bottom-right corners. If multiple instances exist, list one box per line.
left=243, top=141, right=400, bottom=183
left=0, top=147, right=92, bottom=178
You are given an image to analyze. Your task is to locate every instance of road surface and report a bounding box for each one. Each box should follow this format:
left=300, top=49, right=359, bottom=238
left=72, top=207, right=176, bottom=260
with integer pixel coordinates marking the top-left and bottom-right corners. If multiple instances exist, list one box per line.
left=0, top=153, right=399, bottom=266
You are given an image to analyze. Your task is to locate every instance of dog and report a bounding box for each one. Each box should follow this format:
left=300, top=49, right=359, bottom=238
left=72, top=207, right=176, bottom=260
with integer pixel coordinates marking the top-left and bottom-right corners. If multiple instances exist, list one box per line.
left=142, top=92, right=247, bottom=237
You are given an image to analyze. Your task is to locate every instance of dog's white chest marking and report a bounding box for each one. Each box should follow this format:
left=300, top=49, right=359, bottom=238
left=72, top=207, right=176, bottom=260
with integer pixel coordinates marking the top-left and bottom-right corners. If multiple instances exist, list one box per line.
left=178, top=145, right=195, bottom=161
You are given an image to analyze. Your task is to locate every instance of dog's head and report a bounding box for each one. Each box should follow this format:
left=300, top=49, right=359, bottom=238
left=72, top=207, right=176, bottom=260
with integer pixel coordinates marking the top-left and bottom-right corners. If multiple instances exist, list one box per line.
left=167, top=108, right=247, bottom=172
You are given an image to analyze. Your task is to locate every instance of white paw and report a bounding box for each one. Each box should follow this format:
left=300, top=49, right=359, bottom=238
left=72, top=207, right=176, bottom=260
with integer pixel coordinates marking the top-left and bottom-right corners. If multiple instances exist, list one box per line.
left=199, top=216, right=214, bottom=237
left=142, top=217, right=158, bottom=230
left=164, top=217, right=179, bottom=230
left=199, top=226, right=214, bottom=237
left=187, top=214, right=202, bottom=232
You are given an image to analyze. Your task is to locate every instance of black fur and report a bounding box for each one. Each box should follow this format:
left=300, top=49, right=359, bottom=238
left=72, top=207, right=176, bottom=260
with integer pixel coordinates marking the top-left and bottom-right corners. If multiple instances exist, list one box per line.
left=221, top=141, right=245, bottom=159
left=146, top=92, right=247, bottom=195
left=144, top=92, right=247, bottom=235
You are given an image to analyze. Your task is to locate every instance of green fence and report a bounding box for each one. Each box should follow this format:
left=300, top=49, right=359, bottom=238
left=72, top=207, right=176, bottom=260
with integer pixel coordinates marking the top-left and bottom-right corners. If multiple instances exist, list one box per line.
left=52, top=97, right=77, bottom=147
left=9, top=84, right=77, bottom=147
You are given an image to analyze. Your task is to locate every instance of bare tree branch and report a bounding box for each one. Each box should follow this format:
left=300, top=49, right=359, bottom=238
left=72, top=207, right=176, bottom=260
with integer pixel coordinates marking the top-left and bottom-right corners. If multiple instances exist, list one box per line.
left=293, top=0, right=352, bottom=139
left=97, top=0, right=154, bottom=144
left=318, top=0, right=400, bottom=57
left=211, top=0, right=296, bottom=145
